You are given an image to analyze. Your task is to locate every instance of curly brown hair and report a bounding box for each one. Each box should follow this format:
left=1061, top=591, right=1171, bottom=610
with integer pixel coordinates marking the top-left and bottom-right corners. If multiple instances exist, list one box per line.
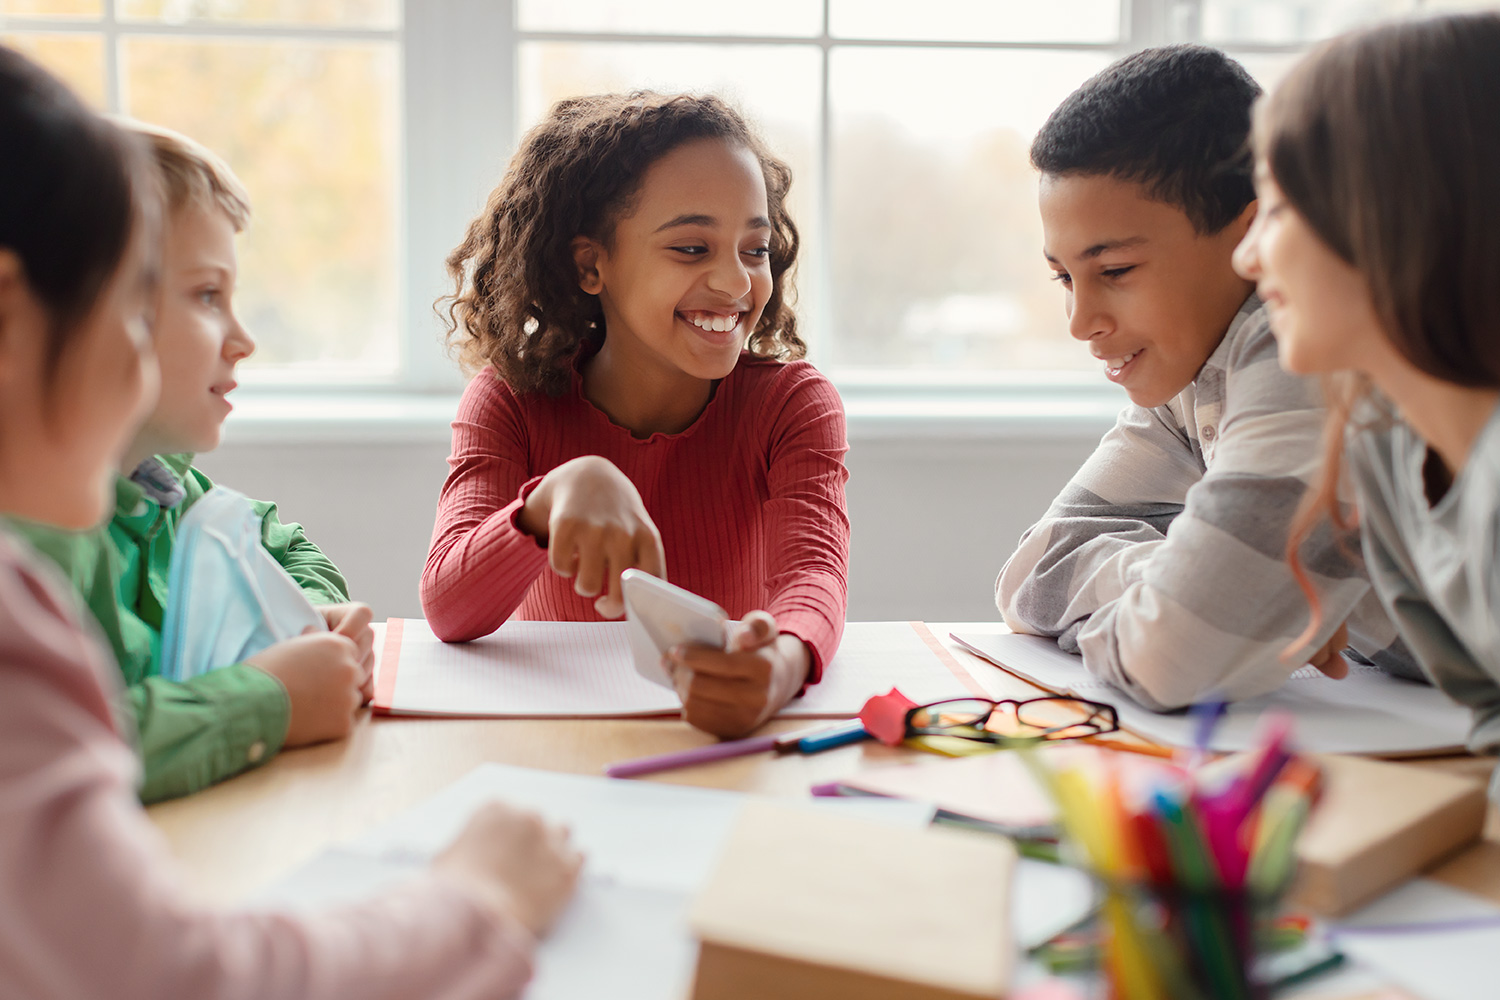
left=441, top=91, right=804, bottom=395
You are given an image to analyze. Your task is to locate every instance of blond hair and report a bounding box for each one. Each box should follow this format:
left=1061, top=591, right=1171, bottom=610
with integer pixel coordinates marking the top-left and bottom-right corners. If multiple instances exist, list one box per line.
left=122, top=120, right=251, bottom=232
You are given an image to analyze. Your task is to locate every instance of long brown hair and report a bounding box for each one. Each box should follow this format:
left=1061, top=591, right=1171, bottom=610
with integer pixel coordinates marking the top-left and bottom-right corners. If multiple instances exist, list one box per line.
left=0, top=47, right=155, bottom=385
left=441, top=91, right=803, bottom=396
left=1263, top=13, right=1500, bottom=644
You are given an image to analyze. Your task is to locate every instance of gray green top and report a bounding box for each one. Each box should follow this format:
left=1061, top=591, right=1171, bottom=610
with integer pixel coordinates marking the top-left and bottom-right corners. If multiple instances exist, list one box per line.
left=1350, top=398, right=1500, bottom=799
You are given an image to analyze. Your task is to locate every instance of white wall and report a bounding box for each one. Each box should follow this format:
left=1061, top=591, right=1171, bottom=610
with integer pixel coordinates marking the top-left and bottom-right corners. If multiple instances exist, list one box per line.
left=194, top=429, right=1103, bottom=624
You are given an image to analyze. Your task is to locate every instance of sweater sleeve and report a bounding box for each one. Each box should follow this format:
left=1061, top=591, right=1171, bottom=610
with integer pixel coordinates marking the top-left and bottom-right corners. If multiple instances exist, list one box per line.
left=760, top=370, right=851, bottom=684
left=421, top=373, right=550, bottom=642
left=998, top=319, right=1382, bottom=710
left=0, top=545, right=536, bottom=1000
left=130, top=664, right=290, bottom=803
left=179, top=464, right=351, bottom=606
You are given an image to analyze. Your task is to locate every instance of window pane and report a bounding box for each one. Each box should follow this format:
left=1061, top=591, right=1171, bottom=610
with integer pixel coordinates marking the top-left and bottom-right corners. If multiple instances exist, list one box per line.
left=518, top=0, right=820, bottom=37
left=1, top=32, right=104, bottom=105
left=1231, top=51, right=1301, bottom=90
left=1, top=0, right=99, bottom=14
left=831, top=0, right=1121, bottom=43
left=829, top=48, right=1111, bottom=372
left=123, top=37, right=399, bottom=375
left=519, top=41, right=823, bottom=346
left=119, top=0, right=397, bottom=28
left=1202, top=0, right=1415, bottom=44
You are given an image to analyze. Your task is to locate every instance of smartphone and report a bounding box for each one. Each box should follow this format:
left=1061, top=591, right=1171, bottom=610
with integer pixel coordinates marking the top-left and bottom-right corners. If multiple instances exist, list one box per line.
left=620, top=569, right=729, bottom=689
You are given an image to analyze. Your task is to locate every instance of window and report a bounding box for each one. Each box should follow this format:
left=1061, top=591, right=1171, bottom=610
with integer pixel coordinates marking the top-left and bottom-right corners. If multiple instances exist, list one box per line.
left=1, top=0, right=401, bottom=381
left=1, top=0, right=1479, bottom=397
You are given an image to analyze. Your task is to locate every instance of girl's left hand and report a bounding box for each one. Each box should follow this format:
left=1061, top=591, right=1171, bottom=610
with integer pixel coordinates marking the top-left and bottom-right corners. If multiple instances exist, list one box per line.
left=665, top=611, right=811, bottom=739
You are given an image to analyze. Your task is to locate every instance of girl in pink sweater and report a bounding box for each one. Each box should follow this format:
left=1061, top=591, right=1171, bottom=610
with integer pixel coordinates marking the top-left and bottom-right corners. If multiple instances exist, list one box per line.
left=424, top=93, right=851, bottom=739
left=0, top=48, right=579, bottom=999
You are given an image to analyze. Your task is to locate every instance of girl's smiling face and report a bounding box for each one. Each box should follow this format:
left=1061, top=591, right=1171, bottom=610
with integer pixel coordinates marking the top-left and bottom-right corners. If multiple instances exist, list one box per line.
left=1232, top=166, right=1386, bottom=377
left=573, top=137, right=773, bottom=386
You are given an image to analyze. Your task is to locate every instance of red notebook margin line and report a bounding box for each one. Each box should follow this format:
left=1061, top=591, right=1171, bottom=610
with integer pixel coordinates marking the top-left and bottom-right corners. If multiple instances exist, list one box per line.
left=372, top=616, right=404, bottom=714
left=908, top=621, right=989, bottom=698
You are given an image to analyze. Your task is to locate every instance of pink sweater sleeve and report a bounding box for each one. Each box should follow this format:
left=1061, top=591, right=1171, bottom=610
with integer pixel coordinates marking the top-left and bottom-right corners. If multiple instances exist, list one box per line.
left=0, top=543, right=536, bottom=1000
left=761, top=370, right=851, bottom=683
left=422, top=372, right=550, bottom=641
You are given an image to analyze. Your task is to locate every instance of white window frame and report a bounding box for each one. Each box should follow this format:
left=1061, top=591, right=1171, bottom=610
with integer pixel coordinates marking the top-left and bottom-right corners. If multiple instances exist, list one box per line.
left=0, top=0, right=1443, bottom=441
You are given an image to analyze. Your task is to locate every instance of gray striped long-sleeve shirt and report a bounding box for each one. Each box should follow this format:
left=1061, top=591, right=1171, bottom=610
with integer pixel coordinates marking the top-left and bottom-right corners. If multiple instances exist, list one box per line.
left=995, top=296, right=1415, bottom=710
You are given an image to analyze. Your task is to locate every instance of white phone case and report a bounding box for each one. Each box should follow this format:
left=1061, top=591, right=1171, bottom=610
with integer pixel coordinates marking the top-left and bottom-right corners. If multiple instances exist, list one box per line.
left=620, top=569, right=729, bottom=689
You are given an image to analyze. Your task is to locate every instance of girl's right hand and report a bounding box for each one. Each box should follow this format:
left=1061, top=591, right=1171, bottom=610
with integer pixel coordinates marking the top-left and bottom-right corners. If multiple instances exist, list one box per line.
left=433, top=802, right=584, bottom=938
left=518, top=455, right=666, bottom=618
left=246, top=630, right=365, bottom=747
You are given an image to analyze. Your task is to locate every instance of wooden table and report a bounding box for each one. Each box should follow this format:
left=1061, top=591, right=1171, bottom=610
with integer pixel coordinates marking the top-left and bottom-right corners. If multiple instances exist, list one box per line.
left=144, top=628, right=1500, bottom=1000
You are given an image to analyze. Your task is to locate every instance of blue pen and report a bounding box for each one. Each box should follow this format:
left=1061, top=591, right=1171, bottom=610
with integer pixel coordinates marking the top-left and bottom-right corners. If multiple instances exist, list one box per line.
left=794, top=719, right=870, bottom=754
left=1186, top=695, right=1228, bottom=768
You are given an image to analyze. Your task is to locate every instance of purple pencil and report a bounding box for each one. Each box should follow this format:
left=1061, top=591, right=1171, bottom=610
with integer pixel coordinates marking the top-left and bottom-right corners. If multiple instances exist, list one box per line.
left=605, top=735, right=779, bottom=779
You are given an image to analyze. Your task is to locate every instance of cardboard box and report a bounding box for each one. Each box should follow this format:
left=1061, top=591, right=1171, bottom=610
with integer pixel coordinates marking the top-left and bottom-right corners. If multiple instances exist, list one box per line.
left=689, top=801, right=1015, bottom=1000
left=1293, top=754, right=1488, bottom=915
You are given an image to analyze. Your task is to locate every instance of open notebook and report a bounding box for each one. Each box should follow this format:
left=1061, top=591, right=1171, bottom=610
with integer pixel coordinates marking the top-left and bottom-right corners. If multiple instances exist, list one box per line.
left=951, top=630, right=1472, bottom=756
left=372, top=619, right=988, bottom=718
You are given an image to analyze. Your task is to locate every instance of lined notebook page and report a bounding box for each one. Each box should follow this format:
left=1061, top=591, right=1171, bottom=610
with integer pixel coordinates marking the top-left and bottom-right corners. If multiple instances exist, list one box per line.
left=951, top=630, right=1472, bottom=755
left=373, top=620, right=983, bottom=719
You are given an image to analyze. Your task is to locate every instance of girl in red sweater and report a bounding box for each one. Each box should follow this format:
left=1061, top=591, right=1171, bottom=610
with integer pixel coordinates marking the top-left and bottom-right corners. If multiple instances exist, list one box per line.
left=424, top=93, right=850, bottom=739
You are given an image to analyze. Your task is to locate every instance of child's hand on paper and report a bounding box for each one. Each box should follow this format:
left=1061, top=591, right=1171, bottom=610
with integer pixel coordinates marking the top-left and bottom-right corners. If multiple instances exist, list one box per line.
left=666, top=610, right=812, bottom=739
left=1308, top=621, right=1351, bottom=679
left=518, top=456, right=666, bottom=619
left=318, top=602, right=376, bottom=701
left=246, top=629, right=365, bottom=747
left=434, top=801, right=583, bottom=938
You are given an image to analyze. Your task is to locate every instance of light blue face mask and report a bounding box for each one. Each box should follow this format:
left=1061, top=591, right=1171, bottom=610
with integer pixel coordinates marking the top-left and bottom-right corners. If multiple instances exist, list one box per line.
left=159, top=487, right=326, bottom=682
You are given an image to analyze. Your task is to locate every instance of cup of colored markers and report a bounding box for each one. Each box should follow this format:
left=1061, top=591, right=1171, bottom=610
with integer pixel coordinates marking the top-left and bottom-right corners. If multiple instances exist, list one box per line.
left=1023, top=712, right=1323, bottom=1000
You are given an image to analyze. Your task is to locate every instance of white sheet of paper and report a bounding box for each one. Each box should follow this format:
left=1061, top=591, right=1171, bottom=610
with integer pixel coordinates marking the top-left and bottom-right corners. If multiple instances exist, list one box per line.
left=374, top=619, right=984, bottom=719
left=1328, top=878, right=1500, bottom=1000
left=258, top=764, right=938, bottom=1000
left=951, top=631, right=1471, bottom=755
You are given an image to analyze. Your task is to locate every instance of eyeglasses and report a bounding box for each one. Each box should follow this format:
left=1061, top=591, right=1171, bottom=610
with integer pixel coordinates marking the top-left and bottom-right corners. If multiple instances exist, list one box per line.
left=904, top=696, right=1120, bottom=746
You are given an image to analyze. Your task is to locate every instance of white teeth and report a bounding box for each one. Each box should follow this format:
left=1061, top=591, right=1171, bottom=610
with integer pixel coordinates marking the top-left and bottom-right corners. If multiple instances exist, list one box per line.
left=1104, top=351, right=1138, bottom=371
left=685, top=312, right=740, bottom=333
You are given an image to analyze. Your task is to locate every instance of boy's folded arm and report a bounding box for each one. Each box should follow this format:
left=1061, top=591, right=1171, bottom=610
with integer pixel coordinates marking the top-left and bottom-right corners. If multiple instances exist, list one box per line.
left=761, top=372, right=851, bottom=685
left=996, top=402, right=1193, bottom=638
left=1073, top=428, right=1376, bottom=710
left=996, top=498, right=1176, bottom=639
left=129, top=664, right=291, bottom=803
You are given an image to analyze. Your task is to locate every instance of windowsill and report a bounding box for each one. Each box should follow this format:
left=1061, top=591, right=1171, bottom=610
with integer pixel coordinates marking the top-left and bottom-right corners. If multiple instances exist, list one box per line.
left=218, top=383, right=1126, bottom=446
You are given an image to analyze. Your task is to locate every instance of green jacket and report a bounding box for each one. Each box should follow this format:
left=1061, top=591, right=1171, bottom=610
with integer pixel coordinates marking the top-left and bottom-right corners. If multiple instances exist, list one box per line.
left=11, top=454, right=350, bottom=803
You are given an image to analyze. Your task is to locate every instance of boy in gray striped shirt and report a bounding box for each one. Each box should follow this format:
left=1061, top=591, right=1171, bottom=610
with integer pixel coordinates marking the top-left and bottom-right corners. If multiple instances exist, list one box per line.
left=995, top=46, right=1413, bottom=710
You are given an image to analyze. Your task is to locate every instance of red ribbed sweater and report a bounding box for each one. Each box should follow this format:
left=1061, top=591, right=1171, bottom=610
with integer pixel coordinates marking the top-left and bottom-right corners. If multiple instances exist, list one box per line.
left=420, top=352, right=850, bottom=682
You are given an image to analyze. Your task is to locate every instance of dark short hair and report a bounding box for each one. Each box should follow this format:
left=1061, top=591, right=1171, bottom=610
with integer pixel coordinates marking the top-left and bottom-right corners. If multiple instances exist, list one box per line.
left=0, top=46, right=152, bottom=380
left=1030, top=44, right=1261, bottom=234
